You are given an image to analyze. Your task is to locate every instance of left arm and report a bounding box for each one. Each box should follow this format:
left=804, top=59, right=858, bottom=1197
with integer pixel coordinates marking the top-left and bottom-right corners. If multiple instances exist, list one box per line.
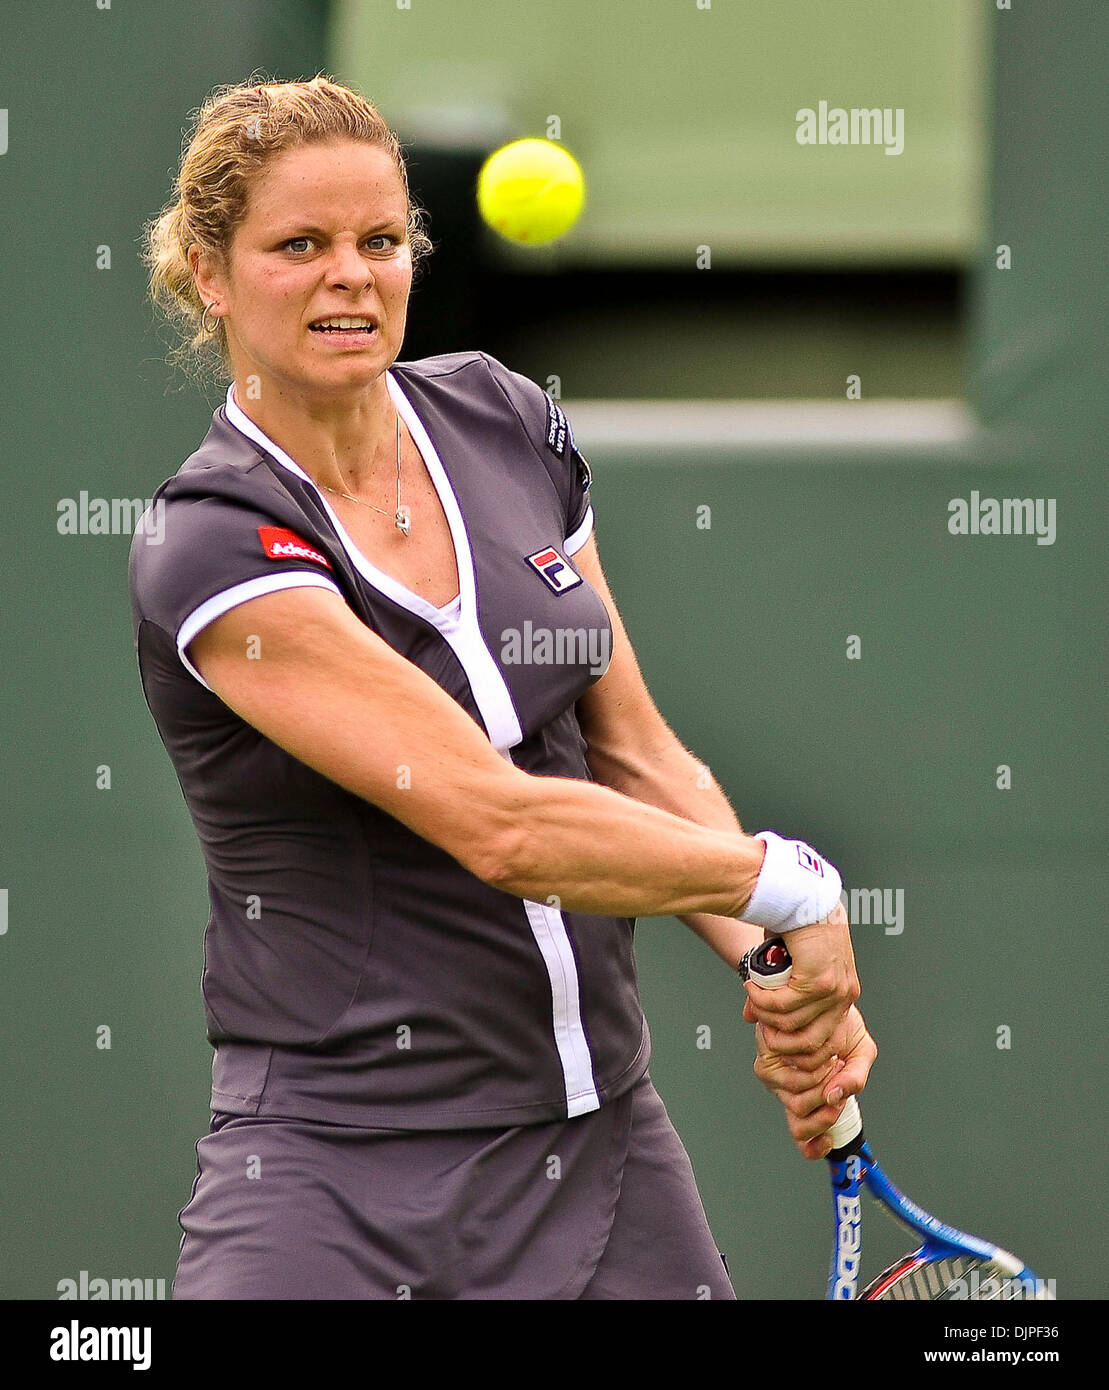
left=573, top=533, right=877, bottom=1155
left=572, top=533, right=766, bottom=969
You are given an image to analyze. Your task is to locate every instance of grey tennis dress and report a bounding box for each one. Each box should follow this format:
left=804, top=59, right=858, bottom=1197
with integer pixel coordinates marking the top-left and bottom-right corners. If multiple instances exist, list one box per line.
left=129, top=350, right=735, bottom=1299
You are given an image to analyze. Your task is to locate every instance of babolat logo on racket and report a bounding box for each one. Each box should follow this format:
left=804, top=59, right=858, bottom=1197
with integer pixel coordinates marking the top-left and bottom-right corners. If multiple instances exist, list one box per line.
left=526, top=546, right=582, bottom=594
left=796, top=845, right=825, bottom=877
left=833, top=1195, right=862, bottom=1299
left=258, top=526, right=332, bottom=570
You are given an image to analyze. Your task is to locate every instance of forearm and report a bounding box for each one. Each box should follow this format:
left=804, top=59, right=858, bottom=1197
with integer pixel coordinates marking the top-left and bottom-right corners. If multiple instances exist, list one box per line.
left=583, top=734, right=766, bottom=967
left=681, top=912, right=765, bottom=971
left=495, top=771, right=765, bottom=919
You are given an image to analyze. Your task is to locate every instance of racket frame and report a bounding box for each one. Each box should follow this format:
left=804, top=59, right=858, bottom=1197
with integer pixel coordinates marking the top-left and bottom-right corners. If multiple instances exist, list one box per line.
left=826, top=1126, right=1040, bottom=1300
left=738, top=937, right=1050, bottom=1301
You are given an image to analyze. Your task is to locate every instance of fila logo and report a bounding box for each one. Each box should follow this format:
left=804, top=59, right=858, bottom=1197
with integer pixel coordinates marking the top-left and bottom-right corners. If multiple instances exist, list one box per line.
left=258, top=526, right=332, bottom=570
left=526, top=546, right=582, bottom=594
left=796, top=845, right=825, bottom=877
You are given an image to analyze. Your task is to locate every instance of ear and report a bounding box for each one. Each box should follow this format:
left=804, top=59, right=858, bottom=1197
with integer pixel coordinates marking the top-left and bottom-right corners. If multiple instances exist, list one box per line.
left=190, top=243, right=227, bottom=310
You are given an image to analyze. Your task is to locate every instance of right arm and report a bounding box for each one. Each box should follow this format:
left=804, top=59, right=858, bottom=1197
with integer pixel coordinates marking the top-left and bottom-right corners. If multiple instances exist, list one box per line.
left=186, top=585, right=768, bottom=920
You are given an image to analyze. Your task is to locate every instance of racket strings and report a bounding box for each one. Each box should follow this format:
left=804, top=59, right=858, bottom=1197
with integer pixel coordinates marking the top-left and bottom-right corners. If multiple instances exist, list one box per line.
left=867, top=1255, right=1045, bottom=1301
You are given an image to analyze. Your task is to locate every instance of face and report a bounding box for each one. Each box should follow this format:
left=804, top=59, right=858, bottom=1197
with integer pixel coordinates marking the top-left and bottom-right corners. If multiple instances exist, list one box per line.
left=193, top=138, right=413, bottom=395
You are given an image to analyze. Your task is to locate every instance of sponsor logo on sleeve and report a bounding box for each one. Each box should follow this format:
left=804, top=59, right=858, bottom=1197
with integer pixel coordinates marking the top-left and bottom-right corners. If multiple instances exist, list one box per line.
left=526, top=545, right=582, bottom=595
left=796, top=845, right=825, bottom=877
left=258, top=526, right=332, bottom=570
left=543, top=395, right=590, bottom=496
left=544, top=395, right=569, bottom=455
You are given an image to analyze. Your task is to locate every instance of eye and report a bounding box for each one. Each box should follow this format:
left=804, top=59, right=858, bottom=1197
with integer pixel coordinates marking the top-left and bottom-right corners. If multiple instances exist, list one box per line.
left=281, top=234, right=400, bottom=255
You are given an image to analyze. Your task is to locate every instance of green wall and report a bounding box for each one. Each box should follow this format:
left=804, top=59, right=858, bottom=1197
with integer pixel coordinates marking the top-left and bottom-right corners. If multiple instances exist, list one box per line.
left=334, top=0, right=986, bottom=266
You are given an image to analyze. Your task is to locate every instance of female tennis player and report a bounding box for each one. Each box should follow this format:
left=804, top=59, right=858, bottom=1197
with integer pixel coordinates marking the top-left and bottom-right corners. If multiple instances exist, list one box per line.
left=133, top=75, right=876, bottom=1300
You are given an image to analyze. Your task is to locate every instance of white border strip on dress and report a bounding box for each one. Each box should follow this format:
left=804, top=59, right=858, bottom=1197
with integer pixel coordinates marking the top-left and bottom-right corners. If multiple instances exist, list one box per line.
left=564, top=505, right=594, bottom=557
left=176, top=572, right=342, bottom=690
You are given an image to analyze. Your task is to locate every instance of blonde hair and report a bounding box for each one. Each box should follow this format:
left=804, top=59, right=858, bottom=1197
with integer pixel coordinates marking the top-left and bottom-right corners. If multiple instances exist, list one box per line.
left=141, top=73, right=433, bottom=387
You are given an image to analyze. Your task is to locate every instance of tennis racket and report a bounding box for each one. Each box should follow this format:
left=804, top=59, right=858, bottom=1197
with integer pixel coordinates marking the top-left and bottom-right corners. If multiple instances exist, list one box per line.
left=740, top=937, right=1055, bottom=1301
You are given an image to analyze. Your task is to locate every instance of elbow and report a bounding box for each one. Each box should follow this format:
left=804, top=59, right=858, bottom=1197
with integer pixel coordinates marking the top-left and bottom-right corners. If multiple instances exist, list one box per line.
left=451, top=784, right=539, bottom=897
left=464, top=818, right=537, bottom=898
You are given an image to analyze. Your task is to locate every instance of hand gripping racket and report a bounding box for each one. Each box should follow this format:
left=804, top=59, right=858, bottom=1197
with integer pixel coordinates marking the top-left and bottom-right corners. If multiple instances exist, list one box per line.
left=740, top=937, right=1055, bottom=1301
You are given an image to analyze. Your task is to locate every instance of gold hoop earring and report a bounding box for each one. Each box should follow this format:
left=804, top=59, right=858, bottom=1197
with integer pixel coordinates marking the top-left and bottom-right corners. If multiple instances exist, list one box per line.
left=201, top=303, right=220, bottom=334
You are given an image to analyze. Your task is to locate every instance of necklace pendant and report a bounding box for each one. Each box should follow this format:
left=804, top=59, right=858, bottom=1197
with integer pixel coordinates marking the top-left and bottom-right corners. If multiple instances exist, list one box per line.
left=395, top=506, right=411, bottom=536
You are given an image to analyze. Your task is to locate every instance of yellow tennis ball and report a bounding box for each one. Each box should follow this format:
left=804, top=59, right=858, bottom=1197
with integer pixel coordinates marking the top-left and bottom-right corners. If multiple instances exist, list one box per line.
left=477, top=138, right=585, bottom=245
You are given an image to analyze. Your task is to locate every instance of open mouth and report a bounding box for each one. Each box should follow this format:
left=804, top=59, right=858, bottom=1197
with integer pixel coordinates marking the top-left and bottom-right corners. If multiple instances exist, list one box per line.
left=309, top=316, right=379, bottom=338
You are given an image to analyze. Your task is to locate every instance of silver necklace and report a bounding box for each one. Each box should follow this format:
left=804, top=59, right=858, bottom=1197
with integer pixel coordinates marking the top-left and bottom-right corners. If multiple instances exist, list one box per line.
left=316, top=415, right=410, bottom=535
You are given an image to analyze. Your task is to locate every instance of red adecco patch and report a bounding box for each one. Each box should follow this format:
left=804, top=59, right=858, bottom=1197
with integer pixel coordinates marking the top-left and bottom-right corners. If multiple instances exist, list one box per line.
left=258, top=526, right=332, bottom=570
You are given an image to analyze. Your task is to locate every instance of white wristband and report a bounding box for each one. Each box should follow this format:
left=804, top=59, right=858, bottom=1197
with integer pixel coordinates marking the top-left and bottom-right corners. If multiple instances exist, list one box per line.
left=740, top=831, right=842, bottom=932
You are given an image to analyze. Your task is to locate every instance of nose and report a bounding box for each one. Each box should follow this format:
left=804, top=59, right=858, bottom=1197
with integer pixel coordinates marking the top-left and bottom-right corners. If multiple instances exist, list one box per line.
left=324, top=239, right=376, bottom=290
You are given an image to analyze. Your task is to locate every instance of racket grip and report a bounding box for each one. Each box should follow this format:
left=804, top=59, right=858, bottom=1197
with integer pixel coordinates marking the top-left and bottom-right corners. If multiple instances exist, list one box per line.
left=827, top=1095, right=862, bottom=1150
left=739, top=936, right=866, bottom=1153
left=736, top=937, right=793, bottom=987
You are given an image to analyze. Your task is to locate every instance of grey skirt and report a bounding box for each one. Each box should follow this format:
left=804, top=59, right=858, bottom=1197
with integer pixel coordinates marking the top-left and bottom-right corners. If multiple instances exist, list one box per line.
left=172, top=1071, right=735, bottom=1300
